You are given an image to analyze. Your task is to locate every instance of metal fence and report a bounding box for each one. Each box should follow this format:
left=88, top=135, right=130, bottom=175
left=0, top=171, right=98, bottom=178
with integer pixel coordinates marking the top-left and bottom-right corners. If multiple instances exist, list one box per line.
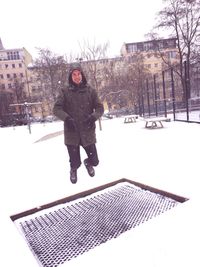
left=138, top=61, right=200, bottom=123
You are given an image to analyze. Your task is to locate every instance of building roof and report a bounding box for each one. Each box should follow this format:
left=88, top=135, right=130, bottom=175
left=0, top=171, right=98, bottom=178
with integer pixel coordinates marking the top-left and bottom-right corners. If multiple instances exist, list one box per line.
left=0, top=37, right=5, bottom=50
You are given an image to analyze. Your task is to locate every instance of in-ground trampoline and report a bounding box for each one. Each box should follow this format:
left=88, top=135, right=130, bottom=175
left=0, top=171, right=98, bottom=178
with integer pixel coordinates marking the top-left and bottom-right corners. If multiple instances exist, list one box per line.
left=11, top=178, right=188, bottom=267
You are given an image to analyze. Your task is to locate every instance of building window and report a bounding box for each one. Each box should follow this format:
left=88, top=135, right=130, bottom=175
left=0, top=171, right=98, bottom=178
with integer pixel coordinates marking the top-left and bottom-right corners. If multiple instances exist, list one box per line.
left=7, top=74, right=10, bottom=78
left=127, top=44, right=137, bottom=53
left=144, top=42, right=153, bottom=51
left=5, top=64, right=9, bottom=68
left=19, top=63, right=22, bottom=68
left=12, top=64, right=15, bottom=68
left=20, top=73, right=24, bottom=77
left=7, top=51, right=20, bottom=60
left=1, top=84, right=5, bottom=89
left=0, top=74, right=3, bottom=79
left=8, top=83, right=12, bottom=89
left=137, top=43, right=144, bottom=51
left=158, top=41, right=164, bottom=49
left=168, top=51, right=177, bottom=59
left=13, top=73, right=17, bottom=78
left=167, top=39, right=176, bottom=48
left=154, top=63, right=158, bottom=68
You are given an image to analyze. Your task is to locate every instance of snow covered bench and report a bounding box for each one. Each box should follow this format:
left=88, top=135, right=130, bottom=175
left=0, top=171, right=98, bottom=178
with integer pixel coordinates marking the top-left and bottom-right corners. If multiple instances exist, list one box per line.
left=144, top=117, right=170, bottom=129
left=124, top=115, right=138, bottom=123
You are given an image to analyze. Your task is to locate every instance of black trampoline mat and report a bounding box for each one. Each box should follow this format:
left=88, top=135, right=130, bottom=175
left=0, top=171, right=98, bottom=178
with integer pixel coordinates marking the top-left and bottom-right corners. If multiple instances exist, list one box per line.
left=15, top=182, right=180, bottom=267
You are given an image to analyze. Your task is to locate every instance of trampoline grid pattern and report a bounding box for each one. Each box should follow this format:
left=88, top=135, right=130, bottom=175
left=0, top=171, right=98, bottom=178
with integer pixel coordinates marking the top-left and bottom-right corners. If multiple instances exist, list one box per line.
left=16, top=182, right=180, bottom=267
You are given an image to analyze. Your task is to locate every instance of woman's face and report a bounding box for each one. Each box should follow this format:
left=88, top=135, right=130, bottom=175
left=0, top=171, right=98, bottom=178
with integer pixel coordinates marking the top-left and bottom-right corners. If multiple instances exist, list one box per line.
left=72, top=70, right=82, bottom=84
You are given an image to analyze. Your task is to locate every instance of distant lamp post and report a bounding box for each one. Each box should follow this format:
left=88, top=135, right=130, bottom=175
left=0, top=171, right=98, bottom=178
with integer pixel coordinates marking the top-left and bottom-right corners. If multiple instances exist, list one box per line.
left=10, top=102, right=42, bottom=134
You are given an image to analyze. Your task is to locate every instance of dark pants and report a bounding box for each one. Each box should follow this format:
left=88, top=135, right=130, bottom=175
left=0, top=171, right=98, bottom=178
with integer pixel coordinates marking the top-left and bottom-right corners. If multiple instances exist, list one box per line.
left=66, top=144, right=99, bottom=170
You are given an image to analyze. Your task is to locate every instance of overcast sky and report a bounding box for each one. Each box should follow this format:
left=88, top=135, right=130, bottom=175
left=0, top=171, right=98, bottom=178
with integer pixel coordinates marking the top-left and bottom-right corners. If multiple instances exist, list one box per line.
left=0, top=0, right=165, bottom=59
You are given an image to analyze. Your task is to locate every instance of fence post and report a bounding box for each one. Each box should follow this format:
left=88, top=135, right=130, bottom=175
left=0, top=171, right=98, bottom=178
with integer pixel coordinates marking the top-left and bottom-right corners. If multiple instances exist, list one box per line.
left=146, top=79, right=151, bottom=117
left=141, top=89, right=145, bottom=117
left=162, top=71, right=167, bottom=118
left=184, top=61, right=190, bottom=121
left=170, top=68, right=176, bottom=121
left=153, top=75, right=158, bottom=116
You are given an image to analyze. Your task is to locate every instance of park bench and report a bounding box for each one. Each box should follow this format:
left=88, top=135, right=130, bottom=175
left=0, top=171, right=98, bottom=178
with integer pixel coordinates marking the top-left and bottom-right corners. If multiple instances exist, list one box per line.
left=144, top=117, right=170, bottom=129
left=124, top=115, right=138, bottom=123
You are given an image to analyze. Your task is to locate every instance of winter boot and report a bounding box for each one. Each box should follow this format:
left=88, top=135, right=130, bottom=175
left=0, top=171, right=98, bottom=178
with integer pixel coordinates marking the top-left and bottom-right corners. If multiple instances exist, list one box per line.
left=84, top=159, right=95, bottom=177
left=70, top=168, right=77, bottom=184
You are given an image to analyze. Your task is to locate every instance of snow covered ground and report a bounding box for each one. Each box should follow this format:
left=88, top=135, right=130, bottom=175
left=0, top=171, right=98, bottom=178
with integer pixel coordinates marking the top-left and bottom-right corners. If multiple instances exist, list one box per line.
left=1, top=117, right=200, bottom=267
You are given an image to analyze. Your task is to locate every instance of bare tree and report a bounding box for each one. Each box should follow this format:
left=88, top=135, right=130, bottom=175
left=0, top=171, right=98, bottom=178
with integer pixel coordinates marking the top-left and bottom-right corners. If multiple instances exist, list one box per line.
left=33, top=48, right=68, bottom=112
left=78, top=40, right=109, bottom=92
left=0, top=91, right=9, bottom=119
left=12, top=77, right=26, bottom=104
left=98, top=58, right=127, bottom=109
left=75, top=40, right=149, bottom=115
left=100, top=53, right=149, bottom=113
left=152, top=0, right=200, bottom=99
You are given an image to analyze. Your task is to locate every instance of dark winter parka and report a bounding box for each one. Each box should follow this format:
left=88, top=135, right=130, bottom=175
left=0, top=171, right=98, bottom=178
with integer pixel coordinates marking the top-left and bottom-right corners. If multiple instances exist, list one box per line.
left=53, top=64, right=104, bottom=147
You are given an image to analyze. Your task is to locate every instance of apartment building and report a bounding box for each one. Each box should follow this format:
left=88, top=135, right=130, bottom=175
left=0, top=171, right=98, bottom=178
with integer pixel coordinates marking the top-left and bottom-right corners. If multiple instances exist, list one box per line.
left=0, top=38, right=33, bottom=121
left=120, top=38, right=179, bottom=74
left=0, top=39, right=32, bottom=93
